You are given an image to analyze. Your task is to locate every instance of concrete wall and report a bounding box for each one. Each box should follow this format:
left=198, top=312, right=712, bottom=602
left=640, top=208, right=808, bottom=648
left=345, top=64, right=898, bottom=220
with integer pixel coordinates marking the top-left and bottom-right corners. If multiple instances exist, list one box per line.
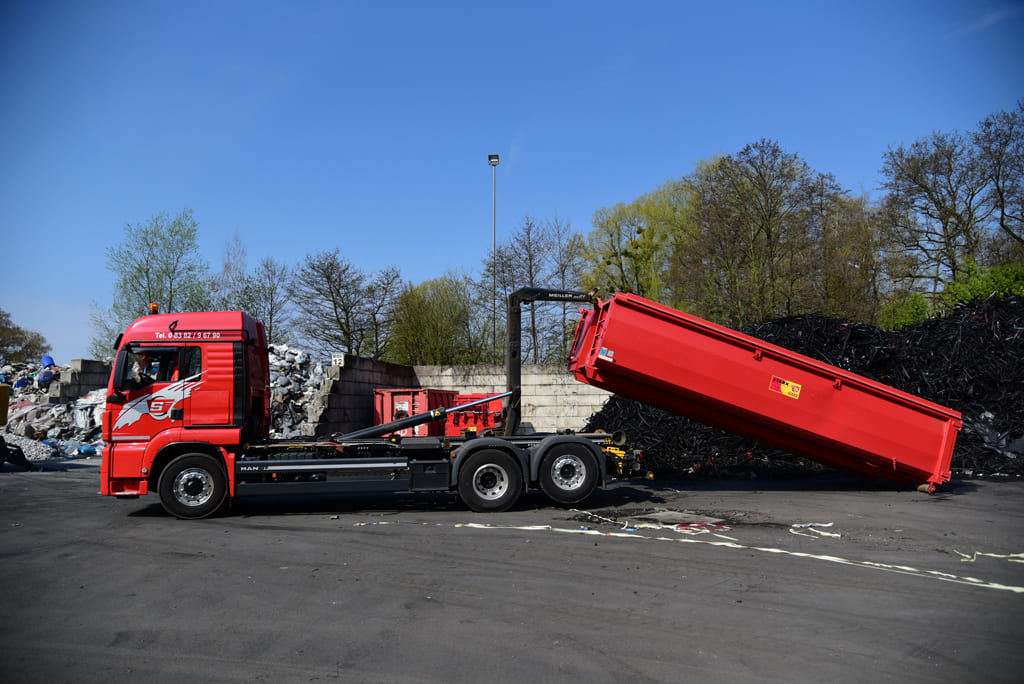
left=47, top=359, right=112, bottom=402
left=413, top=364, right=611, bottom=432
left=307, top=357, right=611, bottom=436
left=305, top=355, right=417, bottom=437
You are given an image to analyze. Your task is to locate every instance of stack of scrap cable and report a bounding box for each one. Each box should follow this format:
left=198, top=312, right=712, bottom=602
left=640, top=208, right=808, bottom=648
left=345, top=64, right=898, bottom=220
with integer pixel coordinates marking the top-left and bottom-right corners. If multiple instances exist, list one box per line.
left=584, top=296, right=1024, bottom=479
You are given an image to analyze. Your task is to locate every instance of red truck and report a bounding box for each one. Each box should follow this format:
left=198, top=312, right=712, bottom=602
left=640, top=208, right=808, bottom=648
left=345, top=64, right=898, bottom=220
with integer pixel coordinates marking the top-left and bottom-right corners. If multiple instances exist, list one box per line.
left=101, top=297, right=627, bottom=519
left=102, top=288, right=962, bottom=519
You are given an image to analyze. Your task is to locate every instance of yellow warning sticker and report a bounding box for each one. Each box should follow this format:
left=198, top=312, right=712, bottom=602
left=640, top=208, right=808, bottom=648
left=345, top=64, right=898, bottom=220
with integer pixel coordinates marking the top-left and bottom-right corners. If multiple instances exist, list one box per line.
left=769, top=375, right=801, bottom=399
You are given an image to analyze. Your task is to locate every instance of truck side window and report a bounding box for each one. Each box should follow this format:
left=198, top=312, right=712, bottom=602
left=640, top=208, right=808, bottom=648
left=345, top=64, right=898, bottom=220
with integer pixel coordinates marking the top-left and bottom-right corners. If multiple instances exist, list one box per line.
left=183, top=347, right=202, bottom=378
left=123, top=348, right=179, bottom=390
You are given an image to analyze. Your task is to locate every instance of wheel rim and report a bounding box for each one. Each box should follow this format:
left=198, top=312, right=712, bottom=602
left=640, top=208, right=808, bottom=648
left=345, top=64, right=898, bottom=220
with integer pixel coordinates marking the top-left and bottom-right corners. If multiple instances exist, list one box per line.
left=549, top=454, right=585, bottom=491
left=471, top=463, right=510, bottom=501
left=173, top=467, right=214, bottom=507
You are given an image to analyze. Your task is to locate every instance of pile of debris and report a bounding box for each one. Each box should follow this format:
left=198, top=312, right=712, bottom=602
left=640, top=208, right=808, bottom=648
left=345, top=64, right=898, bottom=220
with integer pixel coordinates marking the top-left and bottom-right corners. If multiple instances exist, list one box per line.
left=1, top=357, right=64, bottom=399
left=3, top=353, right=110, bottom=463
left=585, top=296, right=1024, bottom=479
left=2, top=345, right=332, bottom=465
left=267, top=344, right=331, bottom=438
left=2, top=389, right=108, bottom=462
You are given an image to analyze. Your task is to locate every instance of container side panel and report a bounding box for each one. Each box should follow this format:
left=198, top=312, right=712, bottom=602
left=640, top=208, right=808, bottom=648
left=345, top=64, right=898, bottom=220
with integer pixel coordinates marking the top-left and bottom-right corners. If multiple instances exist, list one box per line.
left=569, top=294, right=961, bottom=486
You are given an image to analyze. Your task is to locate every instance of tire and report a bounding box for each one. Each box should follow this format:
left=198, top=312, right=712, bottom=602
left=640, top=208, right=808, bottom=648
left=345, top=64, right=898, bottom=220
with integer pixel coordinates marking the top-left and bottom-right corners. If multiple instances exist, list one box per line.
left=458, top=449, right=523, bottom=513
left=538, top=444, right=598, bottom=505
left=158, top=453, right=227, bottom=519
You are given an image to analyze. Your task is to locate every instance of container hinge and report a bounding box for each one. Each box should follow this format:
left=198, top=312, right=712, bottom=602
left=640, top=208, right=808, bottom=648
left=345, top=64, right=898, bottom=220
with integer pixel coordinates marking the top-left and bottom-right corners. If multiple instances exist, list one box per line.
left=753, top=350, right=762, bottom=362
left=833, top=378, right=843, bottom=390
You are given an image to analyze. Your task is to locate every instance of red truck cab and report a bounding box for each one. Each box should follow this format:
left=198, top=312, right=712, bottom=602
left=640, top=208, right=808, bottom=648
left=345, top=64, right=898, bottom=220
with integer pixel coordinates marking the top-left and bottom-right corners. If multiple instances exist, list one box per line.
left=101, top=311, right=269, bottom=504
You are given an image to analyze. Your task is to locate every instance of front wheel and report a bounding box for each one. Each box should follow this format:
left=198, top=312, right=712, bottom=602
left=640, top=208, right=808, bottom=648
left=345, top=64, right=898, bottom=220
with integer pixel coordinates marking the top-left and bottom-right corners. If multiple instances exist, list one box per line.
left=539, top=444, right=598, bottom=505
left=458, top=449, right=523, bottom=513
left=158, top=453, right=227, bottom=519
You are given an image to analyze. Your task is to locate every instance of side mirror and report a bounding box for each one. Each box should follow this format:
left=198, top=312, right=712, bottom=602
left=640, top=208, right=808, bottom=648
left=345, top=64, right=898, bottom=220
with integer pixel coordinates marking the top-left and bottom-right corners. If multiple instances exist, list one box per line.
left=106, top=392, right=126, bottom=405
left=111, top=348, right=130, bottom=391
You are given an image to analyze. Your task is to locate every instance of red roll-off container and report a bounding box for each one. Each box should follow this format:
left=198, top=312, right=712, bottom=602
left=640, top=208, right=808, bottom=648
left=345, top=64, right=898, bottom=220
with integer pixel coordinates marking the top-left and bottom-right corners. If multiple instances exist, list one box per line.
left=444, top=393, right=504, bottom=436
left=568, top=293, right=962, bottom=489
left=373, top=389, right=458, bottom=437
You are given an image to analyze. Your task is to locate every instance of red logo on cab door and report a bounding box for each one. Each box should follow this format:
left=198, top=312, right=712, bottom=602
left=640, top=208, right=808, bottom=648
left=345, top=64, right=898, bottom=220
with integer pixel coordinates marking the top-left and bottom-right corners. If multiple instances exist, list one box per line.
left=113, top=374, right=205, bottom=430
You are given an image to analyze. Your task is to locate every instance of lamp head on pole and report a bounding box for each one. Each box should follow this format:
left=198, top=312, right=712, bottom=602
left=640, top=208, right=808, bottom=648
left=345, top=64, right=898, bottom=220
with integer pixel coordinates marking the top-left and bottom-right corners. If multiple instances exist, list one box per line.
left=488, top=154, right=500, bottom=167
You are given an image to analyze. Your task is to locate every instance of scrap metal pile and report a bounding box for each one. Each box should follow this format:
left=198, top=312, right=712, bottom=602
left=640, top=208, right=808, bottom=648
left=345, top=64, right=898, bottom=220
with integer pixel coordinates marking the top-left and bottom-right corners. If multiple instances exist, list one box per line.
left=267, top=344, right=331, bottom=439
left=584, top=296, right=1024, bottom=479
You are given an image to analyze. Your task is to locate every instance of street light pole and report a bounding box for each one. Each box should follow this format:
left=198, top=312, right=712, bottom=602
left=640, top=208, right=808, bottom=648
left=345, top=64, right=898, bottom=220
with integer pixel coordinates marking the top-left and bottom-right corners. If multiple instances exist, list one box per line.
left=488, top=154, right=499, bottom=362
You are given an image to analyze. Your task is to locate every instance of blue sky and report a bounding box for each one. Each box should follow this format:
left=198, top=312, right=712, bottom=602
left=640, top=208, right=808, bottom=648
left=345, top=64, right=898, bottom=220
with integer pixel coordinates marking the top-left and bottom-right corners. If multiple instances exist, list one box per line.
left=2, top=0, right=1022, bottom=364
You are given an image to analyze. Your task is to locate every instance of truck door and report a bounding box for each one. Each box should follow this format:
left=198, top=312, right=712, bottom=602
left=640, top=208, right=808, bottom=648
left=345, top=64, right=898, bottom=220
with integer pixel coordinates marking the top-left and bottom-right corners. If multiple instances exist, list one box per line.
left=107, top=345, right=200, bottom=478
left=109, top=346, right=199, bottom=435
left=182, top=342, right=232, bottom=426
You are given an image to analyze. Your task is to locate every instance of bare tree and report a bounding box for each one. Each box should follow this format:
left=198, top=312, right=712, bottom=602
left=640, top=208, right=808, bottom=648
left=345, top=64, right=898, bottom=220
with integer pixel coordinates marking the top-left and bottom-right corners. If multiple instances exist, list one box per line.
left=478, top=216, right=555, bottom=364
left=974, top=101, right=1024, bottom=258
left=479, top=215, right=588, bottom=365
left=545, top=214, right=588, bottom=361
left=212, top=230, right=248, bottom=310
left=289, top=251, right=399, bottom=360
left=362, top=266, right=403, bottom=360
left=291, top=250, right=367, bottom=358
left=881, top=130, right=994, bottom=291
left=246, top=257, right=294, bottom=345
left=510, top=216, right=555, bottom=363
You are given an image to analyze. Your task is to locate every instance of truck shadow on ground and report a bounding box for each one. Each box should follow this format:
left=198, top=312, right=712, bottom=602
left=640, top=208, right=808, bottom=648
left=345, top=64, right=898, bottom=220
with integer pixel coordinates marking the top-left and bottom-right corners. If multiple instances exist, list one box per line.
left=126, top=483, right=677, bottom=519
left=126, top=472, right=981, bottom=519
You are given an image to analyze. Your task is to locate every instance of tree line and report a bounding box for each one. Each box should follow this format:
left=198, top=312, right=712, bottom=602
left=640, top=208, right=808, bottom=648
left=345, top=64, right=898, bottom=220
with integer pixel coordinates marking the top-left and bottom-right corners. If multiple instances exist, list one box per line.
left=89, top=102, right=1023, bottom=364
left=581, top=102, right=1023, bottom=330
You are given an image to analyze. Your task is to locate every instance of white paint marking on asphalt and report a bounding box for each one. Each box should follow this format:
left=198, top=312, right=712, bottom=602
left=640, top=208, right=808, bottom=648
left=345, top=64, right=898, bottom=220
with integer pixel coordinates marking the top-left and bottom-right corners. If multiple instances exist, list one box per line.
left=352, top=520, right=1024, bottom=594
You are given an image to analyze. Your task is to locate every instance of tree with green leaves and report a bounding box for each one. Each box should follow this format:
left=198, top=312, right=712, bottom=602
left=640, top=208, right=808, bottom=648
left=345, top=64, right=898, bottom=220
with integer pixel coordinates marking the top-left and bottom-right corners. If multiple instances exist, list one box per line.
left=582, top=190, right=674, bottom=301
left=937, top=261, right=1024, bottom=313
left=668, top=141, right=841, bottom=328
left=89, top=208, right=210, bottom=357
left=0, top=308, right=51, bottom=365
left=807, top=193, right=889, bottom=324
left=385, top=273, right=485, bottom=365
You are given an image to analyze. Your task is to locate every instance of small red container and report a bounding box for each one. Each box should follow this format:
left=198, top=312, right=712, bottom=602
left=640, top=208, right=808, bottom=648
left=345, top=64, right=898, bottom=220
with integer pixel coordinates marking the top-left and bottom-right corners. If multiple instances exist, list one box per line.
left=568, top=293, right=962, bottom=489
left=444, top=393, right=504, bottom=436
left=373, top=389, right=458, bottom=437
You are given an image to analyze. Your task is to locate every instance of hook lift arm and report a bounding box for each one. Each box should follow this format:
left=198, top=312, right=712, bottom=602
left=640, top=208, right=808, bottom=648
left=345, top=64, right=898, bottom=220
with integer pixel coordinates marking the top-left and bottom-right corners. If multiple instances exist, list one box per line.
left=504, top=287, right=597, bottom=436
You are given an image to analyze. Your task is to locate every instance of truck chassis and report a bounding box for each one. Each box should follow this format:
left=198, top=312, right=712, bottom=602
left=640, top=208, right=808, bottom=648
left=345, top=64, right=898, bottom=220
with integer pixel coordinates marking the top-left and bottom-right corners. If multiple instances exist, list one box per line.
left=151, top=429, right=623, bottom=519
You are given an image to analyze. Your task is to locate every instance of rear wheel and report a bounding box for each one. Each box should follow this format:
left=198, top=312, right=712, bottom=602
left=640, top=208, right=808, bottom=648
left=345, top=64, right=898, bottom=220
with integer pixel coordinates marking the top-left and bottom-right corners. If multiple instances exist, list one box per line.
left=539, top=444, right=598, bottom=505
left=158, top=453, right=227, bottom=519
left=458, top=449, right=522, bottom=513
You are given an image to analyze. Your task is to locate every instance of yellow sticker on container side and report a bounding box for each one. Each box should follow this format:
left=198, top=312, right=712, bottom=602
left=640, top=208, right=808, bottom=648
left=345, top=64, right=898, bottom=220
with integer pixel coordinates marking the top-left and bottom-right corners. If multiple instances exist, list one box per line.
left=769, top=375, right=801, bottom=399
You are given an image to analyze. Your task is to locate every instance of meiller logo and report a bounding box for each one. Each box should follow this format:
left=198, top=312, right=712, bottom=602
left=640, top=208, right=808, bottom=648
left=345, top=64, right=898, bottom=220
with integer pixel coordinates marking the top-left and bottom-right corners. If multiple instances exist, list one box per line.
left=113, top=373, right=205, bottom=431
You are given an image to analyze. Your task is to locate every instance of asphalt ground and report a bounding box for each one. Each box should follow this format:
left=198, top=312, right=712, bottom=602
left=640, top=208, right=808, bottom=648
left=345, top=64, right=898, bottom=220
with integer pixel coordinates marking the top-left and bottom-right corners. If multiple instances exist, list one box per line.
left=1, top=459, right=1022, bottom=683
